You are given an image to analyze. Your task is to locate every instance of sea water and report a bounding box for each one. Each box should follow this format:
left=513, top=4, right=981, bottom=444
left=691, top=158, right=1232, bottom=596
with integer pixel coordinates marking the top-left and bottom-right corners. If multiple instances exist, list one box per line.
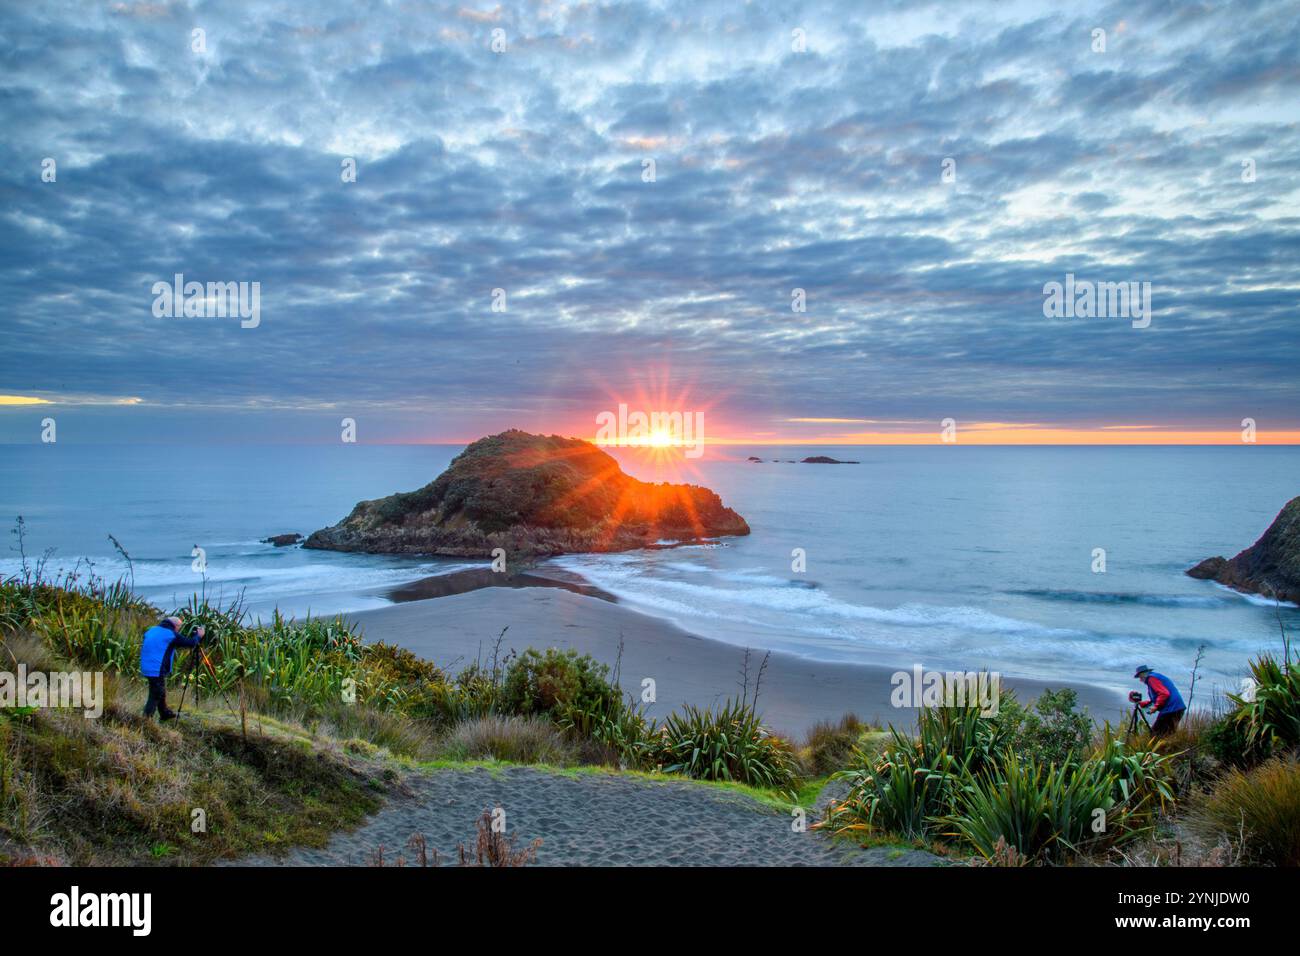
left=1, top=443, right=1295, bottom=696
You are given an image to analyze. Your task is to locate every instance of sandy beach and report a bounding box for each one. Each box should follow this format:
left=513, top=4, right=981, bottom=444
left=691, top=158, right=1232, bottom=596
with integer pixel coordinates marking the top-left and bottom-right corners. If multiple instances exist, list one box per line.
left=348, top=585, right=1129, bottom=738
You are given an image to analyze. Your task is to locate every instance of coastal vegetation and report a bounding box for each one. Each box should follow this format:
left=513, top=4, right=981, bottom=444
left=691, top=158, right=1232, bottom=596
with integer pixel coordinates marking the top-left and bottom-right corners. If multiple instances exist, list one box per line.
left=2, top=548, right=1298, bottom=866
left=817, top=626, right=1300, bottom=866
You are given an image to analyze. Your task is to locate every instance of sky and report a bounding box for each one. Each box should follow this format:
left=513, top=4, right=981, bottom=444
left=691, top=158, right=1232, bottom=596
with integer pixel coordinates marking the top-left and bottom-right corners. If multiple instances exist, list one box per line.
left=1, top=0, right=1298, bottom=446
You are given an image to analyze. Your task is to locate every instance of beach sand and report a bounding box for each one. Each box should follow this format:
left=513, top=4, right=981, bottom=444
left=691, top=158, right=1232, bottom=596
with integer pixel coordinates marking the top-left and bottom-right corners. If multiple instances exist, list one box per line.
left=348, top=586, right=1129, bottom=738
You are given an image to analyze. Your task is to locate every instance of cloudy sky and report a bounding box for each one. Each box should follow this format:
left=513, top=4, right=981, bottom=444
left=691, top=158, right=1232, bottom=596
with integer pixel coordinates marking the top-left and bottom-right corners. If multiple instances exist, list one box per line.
left=1, top=0, right=1297, bottom=445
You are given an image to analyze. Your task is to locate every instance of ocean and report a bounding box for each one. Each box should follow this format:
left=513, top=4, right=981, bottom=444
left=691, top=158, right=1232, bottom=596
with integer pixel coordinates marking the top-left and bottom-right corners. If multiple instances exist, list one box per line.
left=1, top=443, right=1295, bottom=698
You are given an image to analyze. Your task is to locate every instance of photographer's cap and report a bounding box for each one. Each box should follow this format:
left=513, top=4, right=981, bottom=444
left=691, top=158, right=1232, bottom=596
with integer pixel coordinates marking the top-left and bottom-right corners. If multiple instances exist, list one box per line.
left=1133, top=664, right=1153, bottom=678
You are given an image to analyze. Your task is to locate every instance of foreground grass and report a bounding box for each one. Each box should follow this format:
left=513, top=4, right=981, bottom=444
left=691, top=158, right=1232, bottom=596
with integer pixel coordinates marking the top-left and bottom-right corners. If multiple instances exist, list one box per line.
left=1, top=702, right=395, bottom=866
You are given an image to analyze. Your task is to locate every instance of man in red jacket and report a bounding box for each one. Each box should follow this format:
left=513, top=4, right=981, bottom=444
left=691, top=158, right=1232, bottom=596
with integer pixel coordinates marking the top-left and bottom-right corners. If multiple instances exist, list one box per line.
left=1133, top=665, right=1187, bottom=737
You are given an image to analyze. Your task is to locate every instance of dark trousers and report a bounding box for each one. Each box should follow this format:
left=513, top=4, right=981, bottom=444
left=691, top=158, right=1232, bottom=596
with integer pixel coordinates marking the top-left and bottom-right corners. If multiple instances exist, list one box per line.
left=143, top=676, right=175, bottom=719
left=1151, top=708, right=1184, bottom=737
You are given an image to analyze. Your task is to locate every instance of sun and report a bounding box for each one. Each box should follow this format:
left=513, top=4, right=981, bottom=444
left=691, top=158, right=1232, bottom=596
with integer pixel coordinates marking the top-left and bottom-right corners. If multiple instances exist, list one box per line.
left=646, top=428, right=675, bottom=448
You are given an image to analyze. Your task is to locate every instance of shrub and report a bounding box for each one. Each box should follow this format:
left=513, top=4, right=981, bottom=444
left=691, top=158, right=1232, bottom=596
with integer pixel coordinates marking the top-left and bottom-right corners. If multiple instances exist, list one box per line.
left=804, top=713, right=872, bottom=776
left=556, top=696, right=657, bottom=769
left=4, top=575, right=446, bottom=722
left=1226, top=653, right=1300, bottom=762
left=823, top=678, right=1175, bottom=860
left=1192, top=757, right=1300, bottom=866
left=998, top=688, right=1093, bottom=766
left=825, top=686, right=1013, bottom=840
left=502, top=647, right=618, bottom=718
left=1203, top=713, right=1254, bottom=769
left=656, top=698, right=797, bottom=789
left=457, top=807, right=542, bottom=866
left=828, top=744, right=952, bottom=839
left=940, top=752, right=1125, bottom=864
left=423, top=664, right=503, bottom=724
left=438, top=715, right=575, bottom=765
left=363, top=642, right=445, bottom=685
left=1092, top=735, right=1176, bottom=819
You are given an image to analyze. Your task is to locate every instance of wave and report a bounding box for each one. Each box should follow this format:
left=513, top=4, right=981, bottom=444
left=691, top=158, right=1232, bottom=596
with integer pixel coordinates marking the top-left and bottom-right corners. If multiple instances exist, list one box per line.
left=1011, top=589, right=1234, bottom=609
left=555, top=555, right=1086, bottom=641
left=1212, top=583, right=1300, bottom=609
left=0, top=553, right=481, bottom=604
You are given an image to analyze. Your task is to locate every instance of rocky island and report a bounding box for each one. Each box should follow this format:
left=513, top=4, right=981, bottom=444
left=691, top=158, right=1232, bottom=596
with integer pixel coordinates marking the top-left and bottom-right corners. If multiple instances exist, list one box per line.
left=304, top=429, right=750, bottom=557
left=1187, top=495, right=1300, bottom=604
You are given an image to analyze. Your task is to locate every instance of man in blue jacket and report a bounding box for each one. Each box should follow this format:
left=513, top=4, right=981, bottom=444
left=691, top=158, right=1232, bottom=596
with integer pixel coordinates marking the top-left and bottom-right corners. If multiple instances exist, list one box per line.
left=1133, top=664, right=1187, bottom=737
left=140, top=616, right=204, bottom=720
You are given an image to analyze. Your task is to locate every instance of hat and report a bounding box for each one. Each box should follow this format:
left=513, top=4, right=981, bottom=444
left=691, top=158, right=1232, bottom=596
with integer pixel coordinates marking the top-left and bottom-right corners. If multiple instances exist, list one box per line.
left=1133, top=664, right=1153, bottom=678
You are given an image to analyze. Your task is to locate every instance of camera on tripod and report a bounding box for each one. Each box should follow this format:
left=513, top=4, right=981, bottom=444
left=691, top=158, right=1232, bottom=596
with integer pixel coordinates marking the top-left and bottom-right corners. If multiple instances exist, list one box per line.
left=1126, top=690, right=1151, bottom=735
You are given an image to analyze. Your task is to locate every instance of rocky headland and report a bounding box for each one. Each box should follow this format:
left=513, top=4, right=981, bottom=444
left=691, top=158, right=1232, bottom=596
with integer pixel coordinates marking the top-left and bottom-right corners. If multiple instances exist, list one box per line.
left=1187, top=496, right=1300, bottom=604
left=304, top=429, right=750, bottom=557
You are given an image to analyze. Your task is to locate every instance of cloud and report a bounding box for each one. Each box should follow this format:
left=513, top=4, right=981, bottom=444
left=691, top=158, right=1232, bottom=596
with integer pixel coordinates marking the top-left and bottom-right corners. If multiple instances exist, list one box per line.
left=1, top=0, right=1297, bottom=442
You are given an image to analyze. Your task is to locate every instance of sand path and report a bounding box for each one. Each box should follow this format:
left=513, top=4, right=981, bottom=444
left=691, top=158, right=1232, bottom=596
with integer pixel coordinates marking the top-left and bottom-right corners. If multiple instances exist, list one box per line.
left=233, top=765, right=940, bottom=867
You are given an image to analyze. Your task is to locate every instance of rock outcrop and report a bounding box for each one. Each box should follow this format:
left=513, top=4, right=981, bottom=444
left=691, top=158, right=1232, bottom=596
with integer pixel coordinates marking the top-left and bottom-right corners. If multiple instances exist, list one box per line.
left=304, top=429, right=750, bottom=557
left=801, top=455, right=860, bottom=464
left=1187, top=496, right=1300, bottom=604
left=262, top=533, right=303, bottom=547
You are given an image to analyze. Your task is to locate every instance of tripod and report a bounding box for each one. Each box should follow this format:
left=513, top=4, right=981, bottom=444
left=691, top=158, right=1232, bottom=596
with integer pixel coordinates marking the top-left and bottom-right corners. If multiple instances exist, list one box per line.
left=1127, top=700, right=1152, bottom=737
left=175, top=635, right=239, bottom=718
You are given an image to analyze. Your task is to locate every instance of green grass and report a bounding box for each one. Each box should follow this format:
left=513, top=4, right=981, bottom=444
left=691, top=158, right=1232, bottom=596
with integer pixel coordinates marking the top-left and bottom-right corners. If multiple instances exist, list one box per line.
left=0, top=696, right=394, bottom=865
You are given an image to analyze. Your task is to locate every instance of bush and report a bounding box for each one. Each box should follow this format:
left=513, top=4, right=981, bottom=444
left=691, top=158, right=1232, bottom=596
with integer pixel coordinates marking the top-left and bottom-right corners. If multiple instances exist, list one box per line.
left=826, top=688, right=1014, bottom=840
left=940, top=752, right=1125, bottom=864
left=1193, top=757, right=1300, bottom=866
left=363, top=642, right=445, bottom=685
left=656, top=698, right=797, bottom=789
left=804, top=713, right=873, bottom=776
left=1203, top=713, right=1254, bottom=769
left=437, top=715, right=576, bottom=765
left=998, top=688, right=1093, bottom=766
left=556, top=696, right=657, bottom=769
left=822, top=679, right=1174, bottom=860
left=1226, top=653, right=1300, bottom=762
left=502, top=647, right=619, bottom=718
left=444, top=661, right=512, bottom=721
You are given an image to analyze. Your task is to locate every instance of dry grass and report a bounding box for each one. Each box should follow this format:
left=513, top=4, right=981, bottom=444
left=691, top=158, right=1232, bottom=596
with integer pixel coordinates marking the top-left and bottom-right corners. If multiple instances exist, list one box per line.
left=435, top=714, right=578, bottom=765
left=801, top=713, right=877, bottom=776
left=1188, top=756, right=1300, bottom=866
left=369, top=810, right=542, bottom=867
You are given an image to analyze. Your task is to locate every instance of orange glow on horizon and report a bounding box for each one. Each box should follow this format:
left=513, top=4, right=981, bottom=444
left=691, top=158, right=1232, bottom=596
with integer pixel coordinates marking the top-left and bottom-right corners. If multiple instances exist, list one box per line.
left=410, top=423, right=1300, bottom=448
left=684, top=427, right=1300, bottom=446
